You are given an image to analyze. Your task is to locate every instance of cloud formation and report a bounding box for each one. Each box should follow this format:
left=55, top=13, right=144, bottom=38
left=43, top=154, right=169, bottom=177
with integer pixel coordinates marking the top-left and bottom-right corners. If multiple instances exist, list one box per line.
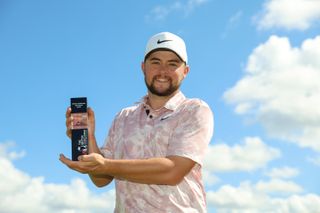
left=207, top=181, right=320, bottom=213
left=265, top=167, right=300, bottom=179
left=203, top=137, right=280, bottom=172
left=0, top=142, right=115, bottom=213
left=223, top=35, right=320, bottom=152
left=145, top=0, right=208, bottom=21
left=256, top=0, right=320, bottom=30
left=307, top=155, right=320, bottom=166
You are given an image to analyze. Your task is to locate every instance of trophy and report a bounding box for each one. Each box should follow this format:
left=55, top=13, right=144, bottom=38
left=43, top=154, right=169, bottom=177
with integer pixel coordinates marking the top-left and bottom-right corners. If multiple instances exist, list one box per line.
left=70, top=97, right=88, bottom=161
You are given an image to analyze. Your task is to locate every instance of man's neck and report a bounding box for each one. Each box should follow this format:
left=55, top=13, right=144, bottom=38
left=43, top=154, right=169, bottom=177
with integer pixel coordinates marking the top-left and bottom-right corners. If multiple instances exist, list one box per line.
left=147, top=91, right=179, bottom=110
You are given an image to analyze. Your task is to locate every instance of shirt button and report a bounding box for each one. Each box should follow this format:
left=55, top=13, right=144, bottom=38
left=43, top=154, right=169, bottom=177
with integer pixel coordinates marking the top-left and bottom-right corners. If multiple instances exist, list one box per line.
left=149, top=115, right=153, bottom=119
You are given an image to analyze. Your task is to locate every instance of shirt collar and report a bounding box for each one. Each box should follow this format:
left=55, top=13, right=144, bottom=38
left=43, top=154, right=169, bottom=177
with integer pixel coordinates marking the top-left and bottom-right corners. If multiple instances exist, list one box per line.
left=138, top=91, right=186, bottom=111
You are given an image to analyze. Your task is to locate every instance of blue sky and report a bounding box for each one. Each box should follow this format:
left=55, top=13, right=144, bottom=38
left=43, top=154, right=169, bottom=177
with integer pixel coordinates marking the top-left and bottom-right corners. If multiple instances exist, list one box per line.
left=1, top=0, right=320, bottom=212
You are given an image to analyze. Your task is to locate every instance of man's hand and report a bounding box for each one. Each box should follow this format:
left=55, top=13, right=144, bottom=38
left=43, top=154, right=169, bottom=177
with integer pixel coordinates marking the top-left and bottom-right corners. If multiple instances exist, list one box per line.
left=65, top=107, right=96, bottom=139
left=59, top=153, right=107, bottom=175
left=62, top=107, right=113, bottom=187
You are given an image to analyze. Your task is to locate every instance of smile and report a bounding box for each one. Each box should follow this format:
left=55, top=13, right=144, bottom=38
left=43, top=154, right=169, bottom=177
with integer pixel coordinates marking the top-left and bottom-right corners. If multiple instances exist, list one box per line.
left=156, top=78, right=169, bottom=83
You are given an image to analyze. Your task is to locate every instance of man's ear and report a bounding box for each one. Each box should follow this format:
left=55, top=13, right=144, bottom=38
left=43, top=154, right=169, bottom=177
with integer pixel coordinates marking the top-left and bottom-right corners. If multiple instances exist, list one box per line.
left=183, top=65, right=190, bottom=77
left=141, top=61, right=146, bottom=75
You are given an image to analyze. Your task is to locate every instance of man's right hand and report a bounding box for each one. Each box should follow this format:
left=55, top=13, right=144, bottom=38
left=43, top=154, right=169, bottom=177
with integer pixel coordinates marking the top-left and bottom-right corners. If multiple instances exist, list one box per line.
left=65, top=107, right=96, bottom=139
left=63, top=106, right=112, bottom=187
left=65, top=107, right=72, bottom=139
left=87, top=107, right=96, bottom=139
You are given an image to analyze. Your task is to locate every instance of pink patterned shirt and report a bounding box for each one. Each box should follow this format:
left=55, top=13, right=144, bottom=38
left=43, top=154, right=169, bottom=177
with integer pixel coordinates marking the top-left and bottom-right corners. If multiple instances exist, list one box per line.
left=101, top=91, right=214, bottom=213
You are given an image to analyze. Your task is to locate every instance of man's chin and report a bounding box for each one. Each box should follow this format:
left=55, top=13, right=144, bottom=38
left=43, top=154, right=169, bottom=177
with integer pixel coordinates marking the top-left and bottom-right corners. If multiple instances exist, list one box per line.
left=145, top=80, right=179, bottom=97
left=150, top=88, right=177, bottom=97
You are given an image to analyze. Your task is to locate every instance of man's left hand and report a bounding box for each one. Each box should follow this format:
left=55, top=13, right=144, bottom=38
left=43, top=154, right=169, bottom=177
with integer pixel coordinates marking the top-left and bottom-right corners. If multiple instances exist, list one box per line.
left=59, top=153, right=107, bottom=175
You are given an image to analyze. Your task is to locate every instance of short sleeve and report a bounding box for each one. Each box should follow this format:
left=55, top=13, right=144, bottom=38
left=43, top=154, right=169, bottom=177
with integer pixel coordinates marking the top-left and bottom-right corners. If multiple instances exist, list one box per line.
left=166, top=100, right=214, bottom=166
left=100, top=114, right=119, bottom=159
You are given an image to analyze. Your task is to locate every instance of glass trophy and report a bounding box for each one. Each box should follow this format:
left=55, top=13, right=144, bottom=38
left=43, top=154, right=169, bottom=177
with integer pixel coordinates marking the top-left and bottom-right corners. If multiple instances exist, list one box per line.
left=70, top=97, right=88, bottom=161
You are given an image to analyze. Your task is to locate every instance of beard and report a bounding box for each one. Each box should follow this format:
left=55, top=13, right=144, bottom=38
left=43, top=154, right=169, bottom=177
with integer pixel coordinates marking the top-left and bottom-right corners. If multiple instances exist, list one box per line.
left=144, top=76, right=180, bottom=97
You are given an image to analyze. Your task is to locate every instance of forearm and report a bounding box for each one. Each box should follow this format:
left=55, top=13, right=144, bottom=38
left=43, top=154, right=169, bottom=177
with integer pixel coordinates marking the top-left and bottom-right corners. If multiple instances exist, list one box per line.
left=103, top=157, right=189, bottom=185
left=87, top=135, right=114, bottom=186
left=106, top=158, right=174, bottom=185
left=89, top=173, right=113, bottom=187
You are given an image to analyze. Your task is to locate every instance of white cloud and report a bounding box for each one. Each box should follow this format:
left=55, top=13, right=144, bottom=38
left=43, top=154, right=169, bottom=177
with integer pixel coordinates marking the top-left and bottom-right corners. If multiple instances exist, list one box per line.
left=221, top=10, right=243, bottom=38
left=207, top=182, right=269, bottom=211
left=0, top=141, right=115, bottom=213
left=307, top=155, right=320, bottom=166
left=185, top=0, right=208, bottom=14
left=255, top=0, right=320, bottom=30
left=229, top=11, right=243, bottom=26
left=145, top=0, right=208, bottom=21
left=265, top=167, right=300, bottom=179
left=0, top=141, right=26, bottom=160
left=203, top=170, right=220, bottom=186
left=255, top=179, right=303, bottom=195
left=223, top=35, right=320, bottom=152
left=203, top=137, right=281, bottom=172
left=207, top=181, right=320, bottom=213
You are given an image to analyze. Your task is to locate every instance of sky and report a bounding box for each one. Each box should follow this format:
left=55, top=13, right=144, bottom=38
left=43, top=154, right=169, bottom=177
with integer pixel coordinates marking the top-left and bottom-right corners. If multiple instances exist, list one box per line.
left=1, top=0, right=320, bottom=212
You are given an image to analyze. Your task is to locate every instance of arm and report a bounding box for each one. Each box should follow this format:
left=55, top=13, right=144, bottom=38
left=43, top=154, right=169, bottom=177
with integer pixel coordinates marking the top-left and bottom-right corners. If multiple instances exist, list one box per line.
left=63, top=107, right=114, bottom=187
left=60, top=153, right=195, bottom=186
left=61, top=102, right=212, bottom=186
left=86, top=134, right=114, bottom=187
left=102, top=155, right=195, bottom=185
left=102, top=102, right=213, bottom=185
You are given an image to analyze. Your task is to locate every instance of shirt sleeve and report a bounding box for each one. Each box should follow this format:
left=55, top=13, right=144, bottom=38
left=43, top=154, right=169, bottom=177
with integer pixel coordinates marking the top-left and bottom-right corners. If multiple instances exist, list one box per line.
left=166, top=100, right=214, bottom=166
left=100, top=114, right=119, bottom=159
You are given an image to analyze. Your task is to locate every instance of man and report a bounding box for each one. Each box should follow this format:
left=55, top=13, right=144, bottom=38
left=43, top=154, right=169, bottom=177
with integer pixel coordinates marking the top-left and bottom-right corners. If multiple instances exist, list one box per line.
left=60, top=32, right=214, bottom=212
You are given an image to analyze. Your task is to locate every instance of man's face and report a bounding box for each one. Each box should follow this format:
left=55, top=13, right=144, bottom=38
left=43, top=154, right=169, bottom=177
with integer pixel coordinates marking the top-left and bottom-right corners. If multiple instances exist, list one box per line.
left=142, top=50, right=189, bottom=97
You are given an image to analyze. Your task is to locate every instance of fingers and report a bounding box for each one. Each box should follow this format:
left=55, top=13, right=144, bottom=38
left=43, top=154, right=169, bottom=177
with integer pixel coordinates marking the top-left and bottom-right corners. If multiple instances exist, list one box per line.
left=59, top=154, right=90, bottom=174
left=59, top=154, right=73, bottom=167
left=87, top=107, right=95, bottom=117
left=65, top=107, right=71, bottom=118
left=66, top=129, right=71, bottom=138
left=65, top=107, right=95, bottom=139
left=87, top=107, right=96, bottom=136
left=60, top=153, right=105, bottom=175
left=78, top=153, right=95, bottom=162
left=65, top=107, right=72, bottom=138
left=65, top=107, right=72, bottom=125
left=87, top=107, right=95, bottom=123
left=78, top=155, right=85, bottom=161
left=60, top=153, right=93, bottom=164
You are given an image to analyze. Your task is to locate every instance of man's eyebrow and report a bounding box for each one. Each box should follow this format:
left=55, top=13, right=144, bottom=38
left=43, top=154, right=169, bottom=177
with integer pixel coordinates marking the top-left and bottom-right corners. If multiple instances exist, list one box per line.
left=149, top=58, right=181, bottom=63
left=149, top=57, right=161, bottom=61
left=168, top=59, right=181, bottom=63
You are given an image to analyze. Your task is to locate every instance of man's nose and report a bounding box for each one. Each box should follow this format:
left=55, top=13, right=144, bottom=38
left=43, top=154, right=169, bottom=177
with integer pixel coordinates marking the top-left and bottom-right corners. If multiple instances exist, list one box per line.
left=159, top=64, right=170, bottom=74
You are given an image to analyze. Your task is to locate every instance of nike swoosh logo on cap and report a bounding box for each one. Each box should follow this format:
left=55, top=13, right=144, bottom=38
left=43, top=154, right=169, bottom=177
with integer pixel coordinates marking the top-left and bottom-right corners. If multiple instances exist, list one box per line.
left=157, top=39, right=172, bottom=44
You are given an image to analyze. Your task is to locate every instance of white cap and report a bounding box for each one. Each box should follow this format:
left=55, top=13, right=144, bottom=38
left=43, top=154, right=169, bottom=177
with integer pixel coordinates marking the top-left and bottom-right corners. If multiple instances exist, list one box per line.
left=144, top=32, right=188, bottom=63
